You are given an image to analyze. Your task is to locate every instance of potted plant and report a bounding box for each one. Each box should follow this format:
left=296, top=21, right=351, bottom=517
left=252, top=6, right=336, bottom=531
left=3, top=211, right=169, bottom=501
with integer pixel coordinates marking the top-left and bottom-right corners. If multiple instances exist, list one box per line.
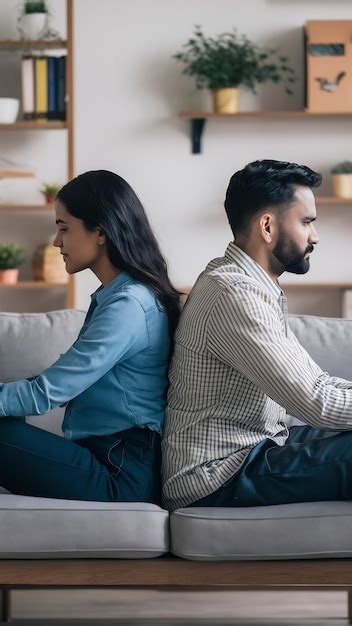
left=0, top=243, right=25, bottom=285
left=331, top=161, right=352, bottom=199
left=173, top=26, right=295, bottom=113
left=18, top=1, right=48, bottom=40
left=40, top=182, right=61, bottom=204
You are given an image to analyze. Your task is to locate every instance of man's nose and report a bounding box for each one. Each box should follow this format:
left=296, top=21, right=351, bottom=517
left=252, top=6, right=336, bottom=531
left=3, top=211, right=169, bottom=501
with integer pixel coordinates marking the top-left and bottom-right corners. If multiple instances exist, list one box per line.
left=310, top=225, right=319, bottom=245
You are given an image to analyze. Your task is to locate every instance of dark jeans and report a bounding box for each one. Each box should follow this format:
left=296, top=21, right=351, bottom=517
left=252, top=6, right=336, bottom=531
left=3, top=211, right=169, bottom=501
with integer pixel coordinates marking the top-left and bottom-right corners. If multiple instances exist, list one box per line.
left=0, top=417, right=161, bottom=503
left=191, top=425, right=352, bottom=507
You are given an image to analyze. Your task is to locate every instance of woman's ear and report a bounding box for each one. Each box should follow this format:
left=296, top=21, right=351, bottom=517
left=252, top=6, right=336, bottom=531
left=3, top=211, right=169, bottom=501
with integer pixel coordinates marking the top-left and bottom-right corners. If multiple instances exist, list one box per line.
left=97, top=228, right=106, bottom=245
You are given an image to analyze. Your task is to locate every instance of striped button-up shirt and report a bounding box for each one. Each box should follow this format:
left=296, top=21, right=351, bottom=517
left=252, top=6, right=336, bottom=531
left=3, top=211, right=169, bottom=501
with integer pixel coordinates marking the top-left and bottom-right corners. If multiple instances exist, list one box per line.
left=161, top=242, right=352, bottom=511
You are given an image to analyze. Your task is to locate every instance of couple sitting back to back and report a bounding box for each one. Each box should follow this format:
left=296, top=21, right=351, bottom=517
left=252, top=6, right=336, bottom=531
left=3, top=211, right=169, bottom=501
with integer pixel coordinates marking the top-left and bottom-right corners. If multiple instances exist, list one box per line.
left=1, top=160, right=352, bottom=511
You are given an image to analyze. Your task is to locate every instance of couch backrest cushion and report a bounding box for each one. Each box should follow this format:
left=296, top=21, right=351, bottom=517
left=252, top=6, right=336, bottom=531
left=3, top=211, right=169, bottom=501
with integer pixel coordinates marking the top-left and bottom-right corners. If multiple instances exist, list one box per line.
left=0, top=309, right=86, bottom=381
left=289, top=314, right=352, bottom=380
left=0, top=309, right=86, bottom=438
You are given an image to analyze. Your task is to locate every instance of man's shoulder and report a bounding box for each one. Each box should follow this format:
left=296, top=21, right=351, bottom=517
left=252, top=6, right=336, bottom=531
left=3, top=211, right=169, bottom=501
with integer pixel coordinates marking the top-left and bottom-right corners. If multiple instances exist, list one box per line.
left=197, top=259, right=268, bottom=297
left=184, top=263, right=279, bottom=320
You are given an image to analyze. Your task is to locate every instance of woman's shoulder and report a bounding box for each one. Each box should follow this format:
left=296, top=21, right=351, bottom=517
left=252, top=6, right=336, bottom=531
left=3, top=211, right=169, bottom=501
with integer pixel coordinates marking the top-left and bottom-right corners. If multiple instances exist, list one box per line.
left=104, top=276, right=163, bottom=315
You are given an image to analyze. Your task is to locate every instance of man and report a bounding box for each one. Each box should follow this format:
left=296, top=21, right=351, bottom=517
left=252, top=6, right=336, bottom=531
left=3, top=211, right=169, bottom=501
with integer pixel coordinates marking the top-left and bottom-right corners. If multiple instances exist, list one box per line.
left=162, top=159, right=352, bottom=512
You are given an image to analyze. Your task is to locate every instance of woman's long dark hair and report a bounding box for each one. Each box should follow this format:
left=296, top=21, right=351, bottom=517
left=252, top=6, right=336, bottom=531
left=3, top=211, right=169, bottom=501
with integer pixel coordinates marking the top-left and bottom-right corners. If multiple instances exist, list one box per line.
left=57, top=170, right=180, bottom=340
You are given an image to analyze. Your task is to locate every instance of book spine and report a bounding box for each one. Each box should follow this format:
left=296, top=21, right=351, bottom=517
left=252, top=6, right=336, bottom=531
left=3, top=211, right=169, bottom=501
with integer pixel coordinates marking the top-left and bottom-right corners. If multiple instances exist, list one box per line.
left=35, top=56, right=48, bottom=120
left=21, top=55, right=35, bottom=121
left=57, top=56, right=66, bottom=121
left=47, top=56, right=58, bottom=120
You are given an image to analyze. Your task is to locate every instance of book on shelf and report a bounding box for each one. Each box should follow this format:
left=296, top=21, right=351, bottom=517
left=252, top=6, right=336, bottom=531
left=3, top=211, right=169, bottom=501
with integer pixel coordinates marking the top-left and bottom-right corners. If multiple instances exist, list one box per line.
left=21, top=49, right=67, bottom=121
left=35, top=56, right=48, bottom=120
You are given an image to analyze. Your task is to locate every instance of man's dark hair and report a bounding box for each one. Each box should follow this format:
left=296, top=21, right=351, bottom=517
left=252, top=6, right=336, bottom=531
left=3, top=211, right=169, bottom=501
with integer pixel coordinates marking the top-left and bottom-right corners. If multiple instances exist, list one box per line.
left=224, top=159, right=322, bottom=237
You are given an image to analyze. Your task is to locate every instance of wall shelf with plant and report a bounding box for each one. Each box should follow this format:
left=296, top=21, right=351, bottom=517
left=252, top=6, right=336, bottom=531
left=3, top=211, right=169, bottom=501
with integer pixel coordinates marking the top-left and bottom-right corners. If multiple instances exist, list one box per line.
left=178, top=110, right=352, bottom=153
left=174, top=25, right=299, bottom=152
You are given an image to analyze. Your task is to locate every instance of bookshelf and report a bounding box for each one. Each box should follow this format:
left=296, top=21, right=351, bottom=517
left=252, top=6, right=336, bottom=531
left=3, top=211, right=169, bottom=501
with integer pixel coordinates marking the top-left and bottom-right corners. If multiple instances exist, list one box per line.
left=0, top=0, right=75, bottom=310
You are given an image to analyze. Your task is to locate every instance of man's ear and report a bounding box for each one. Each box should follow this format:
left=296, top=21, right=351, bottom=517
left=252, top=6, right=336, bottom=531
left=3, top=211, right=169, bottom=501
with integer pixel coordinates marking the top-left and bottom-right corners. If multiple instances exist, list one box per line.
left=260, top=213, right=274, bottom=244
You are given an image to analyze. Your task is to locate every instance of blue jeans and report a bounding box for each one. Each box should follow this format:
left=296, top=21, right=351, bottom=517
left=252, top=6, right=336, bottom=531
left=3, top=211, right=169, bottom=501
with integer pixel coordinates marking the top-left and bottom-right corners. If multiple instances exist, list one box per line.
left=191, top=425, right=352, bottom=507
left=0, top=417, right=161, bottom=503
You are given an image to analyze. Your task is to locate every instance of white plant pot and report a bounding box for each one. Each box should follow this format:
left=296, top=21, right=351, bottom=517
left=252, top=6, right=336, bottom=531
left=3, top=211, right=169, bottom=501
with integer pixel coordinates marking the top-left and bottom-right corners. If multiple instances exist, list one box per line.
left=0, top=98, right=19, bottom=123
left=20, top=13, right=48, bottom=40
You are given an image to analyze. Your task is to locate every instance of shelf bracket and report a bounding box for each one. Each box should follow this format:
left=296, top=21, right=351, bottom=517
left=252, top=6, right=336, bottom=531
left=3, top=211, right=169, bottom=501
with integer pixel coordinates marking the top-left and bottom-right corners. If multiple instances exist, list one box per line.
left=190, top=118, right=206, bottom=154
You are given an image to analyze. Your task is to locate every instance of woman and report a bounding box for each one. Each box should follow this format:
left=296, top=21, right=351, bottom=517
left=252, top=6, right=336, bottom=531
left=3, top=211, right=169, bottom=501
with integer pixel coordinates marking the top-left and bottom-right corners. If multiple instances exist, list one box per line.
left=0, top=170, right=180, bottom=504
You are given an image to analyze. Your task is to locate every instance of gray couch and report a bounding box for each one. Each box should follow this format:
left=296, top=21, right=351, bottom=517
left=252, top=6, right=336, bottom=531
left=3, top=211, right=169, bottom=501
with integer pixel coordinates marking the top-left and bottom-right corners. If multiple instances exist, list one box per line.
left=1, top=310, right=352, bottom=622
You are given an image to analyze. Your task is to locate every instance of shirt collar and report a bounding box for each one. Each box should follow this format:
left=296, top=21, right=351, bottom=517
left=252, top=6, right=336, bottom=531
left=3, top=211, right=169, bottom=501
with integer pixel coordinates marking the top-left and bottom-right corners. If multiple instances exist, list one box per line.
left=224, top=241, right=282, bottom=300
left=91, top=271, right=132, bottom=305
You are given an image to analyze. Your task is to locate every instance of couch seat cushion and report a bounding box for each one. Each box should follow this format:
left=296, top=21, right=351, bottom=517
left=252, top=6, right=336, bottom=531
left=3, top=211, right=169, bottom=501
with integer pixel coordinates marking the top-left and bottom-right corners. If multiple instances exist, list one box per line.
left=0, top=495, right=169, bottom=558
left=171, top=502, right=352, bottom=560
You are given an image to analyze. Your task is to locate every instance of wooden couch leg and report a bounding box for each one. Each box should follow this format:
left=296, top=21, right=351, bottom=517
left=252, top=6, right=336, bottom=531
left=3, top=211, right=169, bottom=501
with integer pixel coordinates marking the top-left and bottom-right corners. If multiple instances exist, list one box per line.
left=0, top=589, right=11, bottom=623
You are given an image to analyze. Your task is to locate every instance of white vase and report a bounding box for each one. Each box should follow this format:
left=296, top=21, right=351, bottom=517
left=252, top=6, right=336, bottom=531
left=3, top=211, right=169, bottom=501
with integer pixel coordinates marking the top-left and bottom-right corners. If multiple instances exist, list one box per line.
left=0, top=98, right=19, bottom=123
left=19, top=13, right=48, bottom=40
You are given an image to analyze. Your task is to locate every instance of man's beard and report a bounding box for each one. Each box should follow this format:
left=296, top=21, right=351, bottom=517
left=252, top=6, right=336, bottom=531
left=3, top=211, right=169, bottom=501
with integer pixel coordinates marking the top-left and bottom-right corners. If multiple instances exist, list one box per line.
left=272, top=230, right=314, bottom=275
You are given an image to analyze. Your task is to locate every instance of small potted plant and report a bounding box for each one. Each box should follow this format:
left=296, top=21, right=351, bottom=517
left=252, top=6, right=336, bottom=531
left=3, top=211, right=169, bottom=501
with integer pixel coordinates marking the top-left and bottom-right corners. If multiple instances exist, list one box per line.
left=331, top=161, right=352, bottom=199
left=0, top=243, right=25, bottom=285
left=40, top=183, right=61, bottom=204
left=173, top=26, right=295, bottom=113
left=18, top=1, right=48, bottom=40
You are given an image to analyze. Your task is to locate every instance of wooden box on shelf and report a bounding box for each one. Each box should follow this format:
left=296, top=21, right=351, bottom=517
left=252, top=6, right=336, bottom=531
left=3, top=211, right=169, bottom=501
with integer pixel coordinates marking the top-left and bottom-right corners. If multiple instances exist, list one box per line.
left=32, top=241, right=68, bottom=284
left=305, top=20, right=352, bottom=112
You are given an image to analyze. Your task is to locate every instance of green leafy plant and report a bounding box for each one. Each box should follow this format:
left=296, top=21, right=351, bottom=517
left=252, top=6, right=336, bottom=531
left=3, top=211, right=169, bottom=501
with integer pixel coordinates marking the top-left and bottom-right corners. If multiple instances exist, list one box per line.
left=173, top=26, right=295, bottom=94
left=0, top=243, right=25, bottom=270
left=40, top=183, right=61, bottom=202
left=331, top=161, right=352, bottom=175
left=24, top=1, right=48, bottom=14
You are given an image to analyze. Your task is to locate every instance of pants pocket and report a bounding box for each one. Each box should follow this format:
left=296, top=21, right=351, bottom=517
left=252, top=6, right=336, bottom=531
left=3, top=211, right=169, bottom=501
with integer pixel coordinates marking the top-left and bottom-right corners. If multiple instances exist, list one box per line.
left=107, top=439, right=125, bottom=478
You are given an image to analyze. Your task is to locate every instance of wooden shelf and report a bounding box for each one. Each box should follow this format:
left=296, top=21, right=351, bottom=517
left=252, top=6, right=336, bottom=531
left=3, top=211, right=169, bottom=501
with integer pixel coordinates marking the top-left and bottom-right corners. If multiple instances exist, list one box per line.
left=180, top=110, right=352, bottom=153
left=181, top=283, right=352, bottom=293
left=0, top=121, right=66, bottom=130
left=281, top=283, right=352, bottom=289
left=0, top=170, right=33, bottom=178
left=315, top=196, right=352, bottom=204
left=180, top=110, right=352, bottom=119
left=0, top=39, right=67, bottom=50
left=0, top=281, right=67, bottom=289
left=0, top=204, right=53, bottom=211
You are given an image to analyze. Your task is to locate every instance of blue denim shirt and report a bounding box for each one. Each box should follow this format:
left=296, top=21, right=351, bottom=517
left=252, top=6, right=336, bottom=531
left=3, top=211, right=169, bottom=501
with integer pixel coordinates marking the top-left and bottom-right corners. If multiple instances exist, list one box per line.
left=0, top=272, right=170, bottom=439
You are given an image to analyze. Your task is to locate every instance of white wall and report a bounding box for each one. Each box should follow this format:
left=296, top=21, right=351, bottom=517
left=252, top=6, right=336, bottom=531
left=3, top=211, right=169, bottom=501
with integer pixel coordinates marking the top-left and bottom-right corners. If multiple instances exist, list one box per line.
left=2, top=0, right=352, bottom=314
left=73, top=0, right=352, bottom=313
